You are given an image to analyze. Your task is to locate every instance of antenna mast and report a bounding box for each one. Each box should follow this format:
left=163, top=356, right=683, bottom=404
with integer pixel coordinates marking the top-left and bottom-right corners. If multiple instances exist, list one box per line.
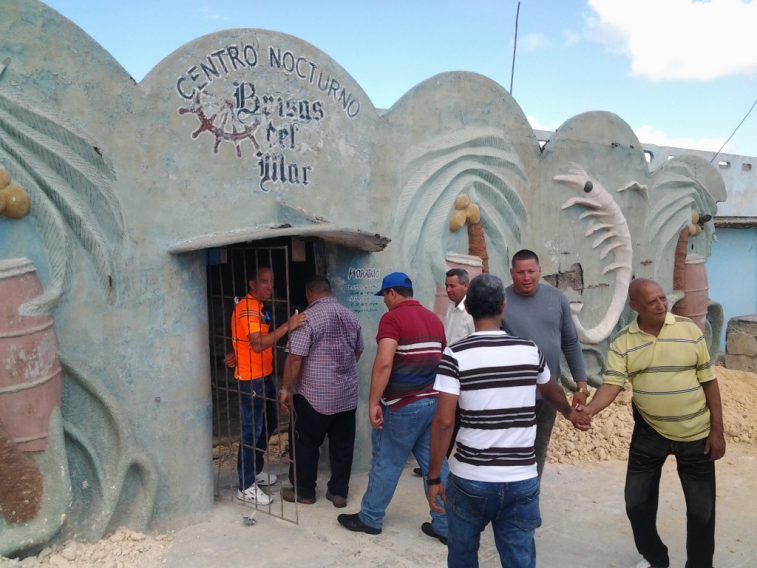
left=509, top=2, right=521, bottom=95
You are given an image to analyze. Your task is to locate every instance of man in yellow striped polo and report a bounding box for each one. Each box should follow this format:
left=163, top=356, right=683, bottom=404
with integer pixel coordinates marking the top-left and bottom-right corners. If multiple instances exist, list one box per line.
left=582, top=278, right=725, bottom=568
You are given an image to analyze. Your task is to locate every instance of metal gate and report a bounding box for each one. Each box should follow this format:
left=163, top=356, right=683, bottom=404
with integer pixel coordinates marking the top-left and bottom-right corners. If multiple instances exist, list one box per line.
left=206, top=243, right=300, bottom=523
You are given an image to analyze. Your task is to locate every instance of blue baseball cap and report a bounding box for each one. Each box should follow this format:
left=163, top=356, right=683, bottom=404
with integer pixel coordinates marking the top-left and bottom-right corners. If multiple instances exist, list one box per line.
left=375, top=272, right=413, bottom=296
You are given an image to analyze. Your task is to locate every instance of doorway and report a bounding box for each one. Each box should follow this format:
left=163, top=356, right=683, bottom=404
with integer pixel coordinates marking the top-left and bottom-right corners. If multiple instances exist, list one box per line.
left=206, top=237, right=323, bottom=523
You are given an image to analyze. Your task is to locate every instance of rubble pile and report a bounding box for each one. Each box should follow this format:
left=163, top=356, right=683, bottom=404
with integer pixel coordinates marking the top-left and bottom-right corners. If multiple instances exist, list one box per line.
left=549, top=366, right=757, bottom=464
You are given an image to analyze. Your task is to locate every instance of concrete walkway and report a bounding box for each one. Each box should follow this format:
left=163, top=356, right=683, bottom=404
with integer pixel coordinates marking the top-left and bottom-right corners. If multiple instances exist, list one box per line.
left=164, top=446, right=757, bottom=567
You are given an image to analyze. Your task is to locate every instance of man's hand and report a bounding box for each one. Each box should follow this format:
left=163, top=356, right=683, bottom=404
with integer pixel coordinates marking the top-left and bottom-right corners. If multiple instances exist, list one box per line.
left=369, top=402, right=383, bottom=429
left=367, top=338, right=396, bottom=431
left=701, top=379, right=725, bottom=461
left=565, top=407, right=592, bottom=431
left=704, top=429, right=726, bottom=461
left=582, top=384, right=623, bottom=424
left=278, top=387, right=292, bottom=414
left=224, top=352, right=236, bottom=368
left=427, top=483, right=446, bottom=514
left=281, top=354, right=302, bottom=413
left=571, top=391, right=588, bottom=408
left=571, top=382, right=589, bottom=408
left=287, top=309, right=306, bottom=332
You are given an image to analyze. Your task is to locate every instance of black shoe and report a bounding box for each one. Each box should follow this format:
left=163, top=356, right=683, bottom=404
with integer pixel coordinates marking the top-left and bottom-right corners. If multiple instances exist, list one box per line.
left=413, top=467, right=423, bottom=477
left=421, top=522, right=448, bottom=545
left=337, top=513, right=381, bottom=535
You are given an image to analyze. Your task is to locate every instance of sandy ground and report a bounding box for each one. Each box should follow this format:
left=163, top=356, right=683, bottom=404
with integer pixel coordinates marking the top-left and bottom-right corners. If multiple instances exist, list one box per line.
left=157, top=446, right=757, bottom=568
left=3, top=366, right=757, bottom=567
left=11, top=445, right=746, bottom=568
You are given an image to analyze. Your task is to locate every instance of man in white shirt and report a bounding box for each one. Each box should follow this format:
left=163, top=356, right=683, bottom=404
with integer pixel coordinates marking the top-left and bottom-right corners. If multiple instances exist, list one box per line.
left=412, top=268, right=476, bottom=480
left=443, top=268, right=474, bottom=345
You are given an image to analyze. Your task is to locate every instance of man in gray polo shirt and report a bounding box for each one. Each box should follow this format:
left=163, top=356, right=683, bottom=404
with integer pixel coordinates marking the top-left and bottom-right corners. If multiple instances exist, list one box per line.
left=501, top=249, right=589, bottom=476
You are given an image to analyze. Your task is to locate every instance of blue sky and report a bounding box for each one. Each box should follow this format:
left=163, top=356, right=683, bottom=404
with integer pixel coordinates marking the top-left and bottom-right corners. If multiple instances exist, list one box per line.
left=43, top=0, right=757, bottom=157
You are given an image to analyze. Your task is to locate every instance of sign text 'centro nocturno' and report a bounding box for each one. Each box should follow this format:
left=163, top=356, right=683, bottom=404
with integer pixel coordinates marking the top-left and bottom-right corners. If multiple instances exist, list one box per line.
left=176, top=42, right=362, bottom=193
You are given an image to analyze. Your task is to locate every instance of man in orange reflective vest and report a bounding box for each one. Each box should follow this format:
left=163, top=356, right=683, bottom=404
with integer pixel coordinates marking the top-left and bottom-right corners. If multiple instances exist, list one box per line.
left=231, top=266, right=305, bottom=505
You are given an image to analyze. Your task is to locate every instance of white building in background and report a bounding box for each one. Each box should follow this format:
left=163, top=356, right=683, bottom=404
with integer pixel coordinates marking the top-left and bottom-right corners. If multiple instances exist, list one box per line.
left=644, top=144, right=756, bottom=351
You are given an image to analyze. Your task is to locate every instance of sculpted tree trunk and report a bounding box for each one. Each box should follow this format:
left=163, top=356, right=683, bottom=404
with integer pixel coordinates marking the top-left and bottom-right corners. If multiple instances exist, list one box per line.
left=466, top=204, right=489, bottom=274
left=672, top=227, right=689, bottom=293
left=450, top=195, right=489, bottom=273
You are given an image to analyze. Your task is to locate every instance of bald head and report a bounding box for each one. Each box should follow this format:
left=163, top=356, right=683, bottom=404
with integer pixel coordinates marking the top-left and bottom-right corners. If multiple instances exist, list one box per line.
left=628, top=278, right=660, bottom=302
left=628, top=278, right=668, bottom=333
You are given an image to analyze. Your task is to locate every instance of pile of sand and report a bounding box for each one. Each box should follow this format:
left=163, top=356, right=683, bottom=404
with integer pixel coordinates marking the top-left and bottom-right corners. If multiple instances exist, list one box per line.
left=548, top=366, right=757, bottom=464
left=0, top=529, right=172, bottom=568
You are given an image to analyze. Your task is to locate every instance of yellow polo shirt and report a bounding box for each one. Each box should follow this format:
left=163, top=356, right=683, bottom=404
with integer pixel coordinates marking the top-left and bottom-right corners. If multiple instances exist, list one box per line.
left=604, top=313, right=715, bottom=441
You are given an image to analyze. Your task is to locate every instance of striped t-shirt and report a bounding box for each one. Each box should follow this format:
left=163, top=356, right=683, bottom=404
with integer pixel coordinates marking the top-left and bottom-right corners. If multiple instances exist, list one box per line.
left=603, top=313, right=715, bottom=442
left=434, top=331, right=551, bottom=482
left=377, top=299, right=445, bottom=408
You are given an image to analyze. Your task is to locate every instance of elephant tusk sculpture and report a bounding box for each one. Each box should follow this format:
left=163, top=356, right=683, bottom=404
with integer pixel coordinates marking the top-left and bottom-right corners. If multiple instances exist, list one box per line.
left=554, top=166, right=634, bottom=344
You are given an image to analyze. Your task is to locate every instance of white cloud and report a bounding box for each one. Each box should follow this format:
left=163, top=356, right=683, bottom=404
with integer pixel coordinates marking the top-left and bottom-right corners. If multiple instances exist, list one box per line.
left=521, top=32, right=550, bottom=51
left=587, top=0, right=757, bottom=80
left=633, top=124, right=733, bottom=153
left=563, top=29, right=581, bottom=48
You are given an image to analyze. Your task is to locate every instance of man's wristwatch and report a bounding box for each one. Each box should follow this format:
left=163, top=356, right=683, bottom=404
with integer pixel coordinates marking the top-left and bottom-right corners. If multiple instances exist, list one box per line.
left=426, top=476, right=442, bottom=486
left=576, top=384, right=590, bottom=396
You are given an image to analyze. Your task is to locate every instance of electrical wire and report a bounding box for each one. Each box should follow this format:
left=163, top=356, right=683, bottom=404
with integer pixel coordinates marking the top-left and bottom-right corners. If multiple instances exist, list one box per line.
left=710, top=95, right=757, bottom=163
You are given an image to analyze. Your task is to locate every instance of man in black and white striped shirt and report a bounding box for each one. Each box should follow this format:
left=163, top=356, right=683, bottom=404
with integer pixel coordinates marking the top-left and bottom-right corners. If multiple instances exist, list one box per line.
left=426, top=274, right=587, bottom=568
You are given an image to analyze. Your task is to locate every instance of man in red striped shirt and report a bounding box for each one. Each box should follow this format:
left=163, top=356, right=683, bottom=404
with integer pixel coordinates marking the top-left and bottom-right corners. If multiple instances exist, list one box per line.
left=338, top=272, right=449, bottom=544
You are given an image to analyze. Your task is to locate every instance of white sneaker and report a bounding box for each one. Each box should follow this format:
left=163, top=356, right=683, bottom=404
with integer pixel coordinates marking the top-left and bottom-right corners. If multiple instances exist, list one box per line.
left=255, top=471, right=278, bottom=486
left=237, top=485, right=273, bottom=505
left=634, top=560, right=652, bottom=568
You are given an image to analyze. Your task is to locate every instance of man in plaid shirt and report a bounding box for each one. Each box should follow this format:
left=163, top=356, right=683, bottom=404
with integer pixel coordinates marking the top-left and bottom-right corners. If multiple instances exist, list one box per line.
left=279, top=276, right=363, bottom=507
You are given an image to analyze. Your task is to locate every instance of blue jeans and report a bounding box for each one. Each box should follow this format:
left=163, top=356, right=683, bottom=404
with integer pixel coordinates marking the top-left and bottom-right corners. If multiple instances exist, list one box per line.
left=446, top=473, right=541, bottom=568
left=237, top=377, right=278, bottom=490
left=359, top=397, right=449, bottom=536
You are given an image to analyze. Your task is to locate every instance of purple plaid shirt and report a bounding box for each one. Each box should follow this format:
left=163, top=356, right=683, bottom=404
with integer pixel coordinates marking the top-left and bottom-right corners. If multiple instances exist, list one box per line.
left=287, top=296, right=363, bottom=415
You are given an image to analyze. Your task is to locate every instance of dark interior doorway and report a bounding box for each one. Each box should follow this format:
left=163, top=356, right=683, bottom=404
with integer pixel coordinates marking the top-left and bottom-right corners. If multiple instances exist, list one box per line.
left=206, top=237, right=324, bottom=521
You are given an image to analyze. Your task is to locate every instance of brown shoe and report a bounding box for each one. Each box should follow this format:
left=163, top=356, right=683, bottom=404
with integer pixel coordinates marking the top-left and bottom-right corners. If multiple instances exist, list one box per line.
left=281, top=486, right=315, bottom=504
left=326, top=490, right=347, bottom=508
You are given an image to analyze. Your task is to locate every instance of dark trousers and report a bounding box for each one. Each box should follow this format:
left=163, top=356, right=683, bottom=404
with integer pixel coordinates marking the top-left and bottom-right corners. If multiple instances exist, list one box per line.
left=288, top=394, right=356, bottom=500
left=625, top=409, right=716, bottom=568
left=534, top=399, right=556, bottom=477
